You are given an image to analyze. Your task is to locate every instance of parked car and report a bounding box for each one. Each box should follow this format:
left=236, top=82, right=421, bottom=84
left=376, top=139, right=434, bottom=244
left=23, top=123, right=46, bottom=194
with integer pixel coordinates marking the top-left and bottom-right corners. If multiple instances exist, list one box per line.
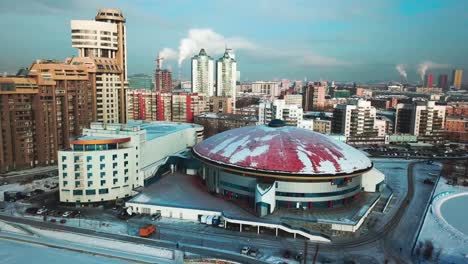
left=62, top=211, right=73, bottom=218
left=36, top=208, right=48, bottom=215
left=25, top=207, right=39, bottom=214
left=50, top=219, right=56, bottom=223
left=241, top=246, right=251, bottom=255
left=59, top=219, right=67, bottom=224
left=248, top=248, right=259, bottom=257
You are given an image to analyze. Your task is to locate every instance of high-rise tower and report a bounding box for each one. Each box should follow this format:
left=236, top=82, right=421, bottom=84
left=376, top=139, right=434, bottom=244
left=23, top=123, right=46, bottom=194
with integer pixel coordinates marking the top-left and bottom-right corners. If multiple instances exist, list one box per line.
left=216, top=49, right=237, bottom=101
left=191, top=49, right=214, bottom=96
left=71, top=9, right=128, bottom=123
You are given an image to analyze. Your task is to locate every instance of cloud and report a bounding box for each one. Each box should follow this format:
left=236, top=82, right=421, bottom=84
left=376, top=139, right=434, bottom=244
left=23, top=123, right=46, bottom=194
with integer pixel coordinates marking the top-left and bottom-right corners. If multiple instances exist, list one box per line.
left=161, top=28, right=346, bottom=67
left=417, top=60, right=451, bottom=80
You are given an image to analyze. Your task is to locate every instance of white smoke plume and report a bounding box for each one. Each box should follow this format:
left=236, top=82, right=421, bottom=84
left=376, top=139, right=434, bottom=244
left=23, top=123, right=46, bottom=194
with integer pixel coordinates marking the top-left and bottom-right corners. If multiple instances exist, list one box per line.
left=158, top=48, right=178, bottom=60
left=417, top=61, right=450, bottom=80
left=176, top=28, right=256, bottom=66
left=395, top=64, right=407, bottom=80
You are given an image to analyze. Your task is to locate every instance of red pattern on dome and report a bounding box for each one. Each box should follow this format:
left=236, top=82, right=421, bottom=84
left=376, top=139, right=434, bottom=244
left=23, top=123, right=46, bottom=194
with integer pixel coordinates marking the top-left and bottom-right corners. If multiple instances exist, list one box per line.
left=193, top=126, right=371, bottom=175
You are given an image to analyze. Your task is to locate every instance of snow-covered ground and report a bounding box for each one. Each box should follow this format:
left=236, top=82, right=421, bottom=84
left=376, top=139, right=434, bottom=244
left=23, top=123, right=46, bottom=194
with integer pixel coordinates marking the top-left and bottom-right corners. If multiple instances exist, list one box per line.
left=416, top=177, right=468, bottom=263
left=0, top=219, right=178, bottom=263
left=0, top=239, right=132, bottom=264
left=0, top=176, right=59, bottom=201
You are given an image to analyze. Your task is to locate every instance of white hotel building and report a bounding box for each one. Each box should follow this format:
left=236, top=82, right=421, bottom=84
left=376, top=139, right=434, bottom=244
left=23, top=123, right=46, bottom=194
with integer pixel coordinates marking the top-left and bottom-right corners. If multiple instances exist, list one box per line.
left=58, top=121, right=203, bottom=204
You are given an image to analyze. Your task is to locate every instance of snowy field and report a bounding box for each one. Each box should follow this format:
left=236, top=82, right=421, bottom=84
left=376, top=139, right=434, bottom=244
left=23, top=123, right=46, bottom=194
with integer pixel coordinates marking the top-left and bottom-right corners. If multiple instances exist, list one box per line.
left=416, top=177, right=468, bottom=263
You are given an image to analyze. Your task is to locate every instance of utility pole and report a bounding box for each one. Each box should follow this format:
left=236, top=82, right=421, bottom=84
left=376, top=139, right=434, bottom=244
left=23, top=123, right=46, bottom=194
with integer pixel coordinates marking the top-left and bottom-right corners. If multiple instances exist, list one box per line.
left=303, top=240, right=308, bottom=264
left=313, top=244, right=319, bottom=264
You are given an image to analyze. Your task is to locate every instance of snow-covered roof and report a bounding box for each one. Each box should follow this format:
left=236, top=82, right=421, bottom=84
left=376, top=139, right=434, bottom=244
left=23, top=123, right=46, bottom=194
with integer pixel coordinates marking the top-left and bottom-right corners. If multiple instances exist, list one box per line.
left=193, top=125, right=372, bottom=176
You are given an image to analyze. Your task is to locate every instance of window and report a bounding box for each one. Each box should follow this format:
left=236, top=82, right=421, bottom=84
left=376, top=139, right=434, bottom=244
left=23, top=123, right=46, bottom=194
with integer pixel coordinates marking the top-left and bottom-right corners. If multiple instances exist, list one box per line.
left=124, top=153, right=128, bottom=159
left=100, top=155, right=105, bottom=162
left=112, top=154, right=117, bottom=161
left=86, top=190, right=96, bottom=195
left=87, top=164, right=92, bottom=170
left=100, top=164, right=105, bottom=170
left=100, top=180, right=106, bottom=186
left=63, top=181, right=68, bottom=186
left=113, top=178, right=118, bottom=184
left=63, top=172, right=68, bottom=178
left=100, top=172, right=105, bottom=178
left=62, top=164, right=67, bottom=170
left=86, top=156, right=92, bottom=162
left=74, top=156, right=80, bottom=162
left=87, top=172, right=92, bottom=178
left=75, top=181, right=80, bottom=187
left=99, top=188, right=109, bottom=194
left=124, top=169, right=128, bottom=174
left=87, top=181, right=93, bottom=187
left=73, top=190, right=83, bottom=196
left=74, top=164, right=80, bottom=170
left=124, top=177, right=128, bottom=183
left=113, top=162, right=117, bottom=169
left=124, top=161, right=128, bottom=167
left=75, top=173, right=81, bottom=179
left=113, top=171, right=117, bottom=176
left=62, top=156, right=66, bottom=162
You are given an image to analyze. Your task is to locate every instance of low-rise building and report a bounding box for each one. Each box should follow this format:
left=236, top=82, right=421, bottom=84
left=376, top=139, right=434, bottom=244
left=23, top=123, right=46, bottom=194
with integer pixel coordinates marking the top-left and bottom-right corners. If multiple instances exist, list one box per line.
left=58, top=121, right=204, bottom=204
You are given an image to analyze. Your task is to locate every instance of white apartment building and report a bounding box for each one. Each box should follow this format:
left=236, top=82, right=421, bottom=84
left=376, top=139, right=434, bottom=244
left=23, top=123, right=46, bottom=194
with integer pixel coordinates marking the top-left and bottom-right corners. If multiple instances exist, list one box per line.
left=192, top=49, right=214, bottom=96
left=216, top=49, right=237, bottom=106
left=258, top=100, right=304, bottom=126
left=58, top=121, right=203, bottom=203
left=71, top=9, right=128, bottom=123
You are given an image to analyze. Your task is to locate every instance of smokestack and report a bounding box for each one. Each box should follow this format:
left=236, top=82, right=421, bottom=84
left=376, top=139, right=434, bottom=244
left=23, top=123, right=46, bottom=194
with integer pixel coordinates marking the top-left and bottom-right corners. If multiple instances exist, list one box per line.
left=156, top=55, right=164, bottom=70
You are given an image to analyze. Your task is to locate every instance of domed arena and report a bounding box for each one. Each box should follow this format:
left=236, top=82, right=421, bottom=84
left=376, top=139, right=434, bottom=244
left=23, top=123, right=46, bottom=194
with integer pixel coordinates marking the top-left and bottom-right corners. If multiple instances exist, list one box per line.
left=193, top=120, right=384, bottom=217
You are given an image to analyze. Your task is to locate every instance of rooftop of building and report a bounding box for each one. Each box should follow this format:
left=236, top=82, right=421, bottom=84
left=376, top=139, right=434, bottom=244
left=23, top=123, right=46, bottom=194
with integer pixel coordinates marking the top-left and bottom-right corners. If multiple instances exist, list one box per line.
left=83, top=121, right=202, bottom=142
left=196, top=112, right=258, bottom=122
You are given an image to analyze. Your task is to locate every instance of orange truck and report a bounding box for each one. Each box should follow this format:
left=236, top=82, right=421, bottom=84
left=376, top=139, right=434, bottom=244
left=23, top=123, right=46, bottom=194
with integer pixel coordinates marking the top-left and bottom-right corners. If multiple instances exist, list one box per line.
left=139, top=224, right=156, bottom=237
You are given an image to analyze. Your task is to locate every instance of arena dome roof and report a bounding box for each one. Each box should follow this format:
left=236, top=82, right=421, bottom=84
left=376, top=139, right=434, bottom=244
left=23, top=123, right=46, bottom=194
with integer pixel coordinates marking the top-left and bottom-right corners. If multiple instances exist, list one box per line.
left=193, top=124, right=372, bottom=176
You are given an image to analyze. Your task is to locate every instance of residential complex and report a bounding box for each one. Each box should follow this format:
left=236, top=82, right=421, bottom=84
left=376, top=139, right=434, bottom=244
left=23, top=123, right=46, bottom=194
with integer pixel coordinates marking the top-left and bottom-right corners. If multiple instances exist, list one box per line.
left=395, top=101, right=446, bottom=139
left=126, top=90, right=208, bottom=123
left=0, top=60, right=93, bottom=172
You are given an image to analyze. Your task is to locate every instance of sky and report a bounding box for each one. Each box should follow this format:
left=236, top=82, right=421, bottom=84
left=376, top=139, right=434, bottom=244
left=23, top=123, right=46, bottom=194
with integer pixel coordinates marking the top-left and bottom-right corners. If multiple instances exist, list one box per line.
left=0, top=0, right=467, bottom=82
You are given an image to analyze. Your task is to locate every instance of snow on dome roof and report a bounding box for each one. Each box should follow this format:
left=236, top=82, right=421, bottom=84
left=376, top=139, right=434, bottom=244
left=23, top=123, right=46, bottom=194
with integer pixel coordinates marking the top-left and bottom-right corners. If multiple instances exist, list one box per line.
left=193, top=125, right=372, bottom=176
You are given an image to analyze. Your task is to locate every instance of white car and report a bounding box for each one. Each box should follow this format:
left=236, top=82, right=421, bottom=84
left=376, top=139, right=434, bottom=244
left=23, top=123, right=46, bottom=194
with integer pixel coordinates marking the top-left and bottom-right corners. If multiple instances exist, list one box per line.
left=62, top=211, right=72, bottom=218
left=36, top=208, right=48, bottom=215
left=241, top=246, right=250, bottom=255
